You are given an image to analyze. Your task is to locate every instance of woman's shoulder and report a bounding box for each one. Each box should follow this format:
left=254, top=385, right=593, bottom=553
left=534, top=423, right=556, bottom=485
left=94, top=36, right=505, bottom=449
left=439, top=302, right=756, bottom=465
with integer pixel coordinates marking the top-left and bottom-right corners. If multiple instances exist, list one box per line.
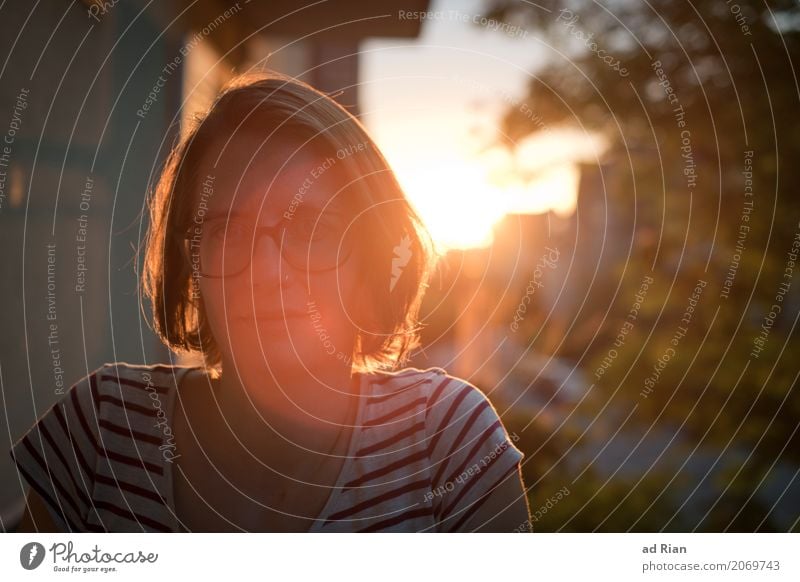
left=365, top=365, right=501, bottom=421
left=25, top=362, right=179, bottom=425
left=13, top=361, right=189, bottom=450
left=9, top=361, right=189, bottom=531
left=74, top=361, right=193, bottom=404
left=13, top=361, right=194, bottom=458
left=89, top=359, right=186, bottom=403
left=94, top=361, right=194, bottom=387
left=362, top=366, right=524, bottom=529
left=363, top=366, right=520, bottom=454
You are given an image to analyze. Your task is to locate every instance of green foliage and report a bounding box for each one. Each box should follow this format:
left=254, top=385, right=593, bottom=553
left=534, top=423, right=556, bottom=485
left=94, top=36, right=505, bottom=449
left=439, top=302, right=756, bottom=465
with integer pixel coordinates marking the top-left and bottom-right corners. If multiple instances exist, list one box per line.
left=485, top=0, right=800, bottom=530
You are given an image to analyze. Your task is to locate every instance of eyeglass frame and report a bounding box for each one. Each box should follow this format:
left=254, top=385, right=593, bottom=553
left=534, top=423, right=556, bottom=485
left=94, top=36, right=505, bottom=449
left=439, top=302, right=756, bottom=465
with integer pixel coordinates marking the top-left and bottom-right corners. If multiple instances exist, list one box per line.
left=182, top=214, right=353, bottom=278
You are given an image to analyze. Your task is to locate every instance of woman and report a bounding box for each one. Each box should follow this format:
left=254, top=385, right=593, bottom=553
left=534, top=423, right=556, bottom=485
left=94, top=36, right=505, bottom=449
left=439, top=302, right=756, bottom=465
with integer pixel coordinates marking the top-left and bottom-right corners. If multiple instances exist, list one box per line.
left=11, top=71, right=530, bottom=532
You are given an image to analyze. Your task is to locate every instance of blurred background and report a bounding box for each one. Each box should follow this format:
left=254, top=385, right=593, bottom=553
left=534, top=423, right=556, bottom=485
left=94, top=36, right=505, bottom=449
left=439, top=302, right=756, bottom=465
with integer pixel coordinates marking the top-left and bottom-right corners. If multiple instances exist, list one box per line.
left=1, top=0, right=799, bottom=531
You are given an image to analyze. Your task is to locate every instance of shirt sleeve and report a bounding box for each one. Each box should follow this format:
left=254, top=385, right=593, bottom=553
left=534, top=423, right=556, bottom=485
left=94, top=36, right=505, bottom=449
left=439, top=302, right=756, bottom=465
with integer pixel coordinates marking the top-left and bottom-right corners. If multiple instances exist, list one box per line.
left=424, top=372, right=524, bottom=532
left=9, top=367, right=103, bottom=532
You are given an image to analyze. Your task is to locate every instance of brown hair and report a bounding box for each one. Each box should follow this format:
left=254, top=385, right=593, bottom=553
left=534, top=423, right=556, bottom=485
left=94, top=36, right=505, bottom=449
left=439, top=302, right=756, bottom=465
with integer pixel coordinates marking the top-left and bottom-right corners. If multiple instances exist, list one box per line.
left=141, top=70, right=436, bottom=376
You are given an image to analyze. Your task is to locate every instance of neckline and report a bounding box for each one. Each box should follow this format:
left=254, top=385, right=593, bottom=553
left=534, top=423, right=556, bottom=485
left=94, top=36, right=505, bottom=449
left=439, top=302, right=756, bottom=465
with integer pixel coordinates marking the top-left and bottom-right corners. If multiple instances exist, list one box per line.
left=307, top=371, right=364, bottom=533
left=163, top=365, right=366, bottom=533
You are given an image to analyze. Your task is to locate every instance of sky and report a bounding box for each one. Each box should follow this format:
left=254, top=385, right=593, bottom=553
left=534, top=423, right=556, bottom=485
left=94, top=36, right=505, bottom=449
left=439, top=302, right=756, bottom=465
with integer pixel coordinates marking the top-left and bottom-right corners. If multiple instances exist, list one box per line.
left=359, top=0, right=603, bottom=249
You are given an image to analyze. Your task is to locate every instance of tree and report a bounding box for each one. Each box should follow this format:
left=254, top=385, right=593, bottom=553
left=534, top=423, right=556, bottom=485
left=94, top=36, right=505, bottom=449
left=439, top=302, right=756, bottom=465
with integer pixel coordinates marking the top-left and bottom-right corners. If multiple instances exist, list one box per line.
left=481, top=0, right=800, bottom=530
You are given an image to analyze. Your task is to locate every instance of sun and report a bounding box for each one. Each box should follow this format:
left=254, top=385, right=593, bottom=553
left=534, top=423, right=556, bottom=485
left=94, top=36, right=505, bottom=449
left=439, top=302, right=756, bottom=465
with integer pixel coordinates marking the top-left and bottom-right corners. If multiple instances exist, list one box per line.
left=393, top=157, right=507, bottom=251
left=393, top=153, right=581, bottom=251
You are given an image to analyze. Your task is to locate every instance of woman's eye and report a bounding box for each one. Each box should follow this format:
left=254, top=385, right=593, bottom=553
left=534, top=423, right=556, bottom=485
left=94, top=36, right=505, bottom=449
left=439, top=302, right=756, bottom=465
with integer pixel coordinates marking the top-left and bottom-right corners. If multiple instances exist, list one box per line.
left=286, top=217, right=316, bottom=240
left=303, top=218, right=325, bottom=237
left=291, top=216, right=344, bottom=240
left=208, top=222, right=248, bottom=244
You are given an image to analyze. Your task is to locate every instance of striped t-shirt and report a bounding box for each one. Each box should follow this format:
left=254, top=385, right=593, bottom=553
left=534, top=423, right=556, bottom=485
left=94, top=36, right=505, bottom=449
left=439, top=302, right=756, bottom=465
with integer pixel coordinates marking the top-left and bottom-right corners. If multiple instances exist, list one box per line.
left=10, top=362, right=524, bottom=532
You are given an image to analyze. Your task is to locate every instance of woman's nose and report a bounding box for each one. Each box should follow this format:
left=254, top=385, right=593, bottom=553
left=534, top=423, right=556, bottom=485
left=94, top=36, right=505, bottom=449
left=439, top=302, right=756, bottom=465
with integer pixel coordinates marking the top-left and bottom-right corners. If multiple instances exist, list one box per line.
left=249, top=230, right=287, bottom=286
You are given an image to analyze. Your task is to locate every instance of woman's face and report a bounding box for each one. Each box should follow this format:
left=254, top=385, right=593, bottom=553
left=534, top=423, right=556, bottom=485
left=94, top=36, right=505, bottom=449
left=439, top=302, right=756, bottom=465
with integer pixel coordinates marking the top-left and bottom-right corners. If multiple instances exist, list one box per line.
left=193, top=132, right=367, bottom=382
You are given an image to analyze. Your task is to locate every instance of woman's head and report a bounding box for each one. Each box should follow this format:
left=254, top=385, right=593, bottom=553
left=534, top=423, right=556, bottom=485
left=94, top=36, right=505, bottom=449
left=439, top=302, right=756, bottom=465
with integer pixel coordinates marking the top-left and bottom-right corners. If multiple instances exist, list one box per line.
left=142, top=71, right=435, bottom=378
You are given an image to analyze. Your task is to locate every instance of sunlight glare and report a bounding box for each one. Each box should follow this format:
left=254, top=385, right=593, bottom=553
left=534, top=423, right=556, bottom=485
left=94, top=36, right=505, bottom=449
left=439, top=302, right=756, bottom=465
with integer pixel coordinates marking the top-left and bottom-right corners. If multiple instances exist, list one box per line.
left=395, top=158, right=507, bottom=251
left=503, top=164, right=581, bottom=217
left=394, top=153, right=582, bottom=251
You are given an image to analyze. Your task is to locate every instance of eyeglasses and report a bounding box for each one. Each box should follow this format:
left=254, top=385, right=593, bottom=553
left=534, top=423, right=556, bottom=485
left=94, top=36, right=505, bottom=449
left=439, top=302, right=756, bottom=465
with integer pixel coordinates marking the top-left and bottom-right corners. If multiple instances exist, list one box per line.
left=183, top=213, right=352, bottom=278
